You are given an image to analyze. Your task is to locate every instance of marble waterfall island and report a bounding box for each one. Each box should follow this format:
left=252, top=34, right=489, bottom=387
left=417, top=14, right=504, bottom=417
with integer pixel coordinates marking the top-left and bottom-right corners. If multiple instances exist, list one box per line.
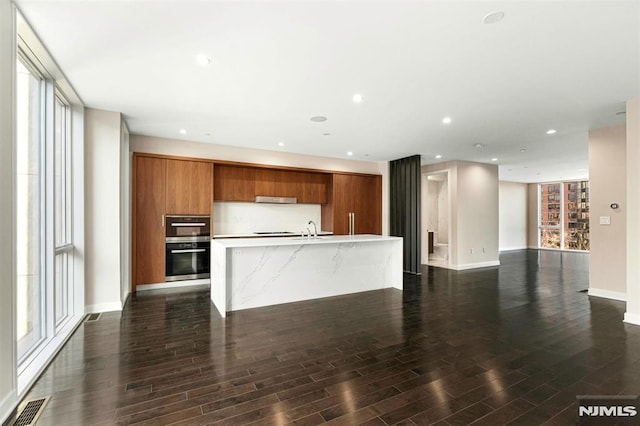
left=211, top=235, right=403, bottom=317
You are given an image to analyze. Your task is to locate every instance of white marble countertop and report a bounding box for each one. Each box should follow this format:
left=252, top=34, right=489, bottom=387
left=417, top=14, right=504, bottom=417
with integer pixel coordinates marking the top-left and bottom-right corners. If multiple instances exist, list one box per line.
left=211, top=234, right=401, bottom=248
left=213, top=231, right=333, bottom=239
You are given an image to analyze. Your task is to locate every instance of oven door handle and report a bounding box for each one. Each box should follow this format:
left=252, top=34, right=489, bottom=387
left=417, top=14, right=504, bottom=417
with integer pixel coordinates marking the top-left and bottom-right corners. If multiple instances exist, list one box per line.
left=171, top=223, right=207, bottom=227
left=170, top=249, right=207, bottom=254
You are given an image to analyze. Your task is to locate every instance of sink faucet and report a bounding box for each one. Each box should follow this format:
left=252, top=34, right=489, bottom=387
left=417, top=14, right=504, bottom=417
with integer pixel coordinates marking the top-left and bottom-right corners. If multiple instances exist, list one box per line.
left=308, top=220, right=318, bottom=239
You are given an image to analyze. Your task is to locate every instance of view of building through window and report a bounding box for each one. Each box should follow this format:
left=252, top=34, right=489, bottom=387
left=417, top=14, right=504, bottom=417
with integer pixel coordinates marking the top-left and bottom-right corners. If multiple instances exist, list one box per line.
left=16, top=57, right=44, bottom=361
left=539, top=181, right=590, bottom=251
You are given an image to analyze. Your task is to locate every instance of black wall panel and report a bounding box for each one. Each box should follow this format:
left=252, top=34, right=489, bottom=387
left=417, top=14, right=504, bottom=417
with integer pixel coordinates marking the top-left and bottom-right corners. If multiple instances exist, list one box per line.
left=390, top=155, right=421, bottom=274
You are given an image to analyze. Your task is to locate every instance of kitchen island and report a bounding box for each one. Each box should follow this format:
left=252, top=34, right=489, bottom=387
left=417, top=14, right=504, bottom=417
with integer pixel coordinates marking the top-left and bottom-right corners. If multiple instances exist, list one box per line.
left=211, top=235, right=403, bottom=317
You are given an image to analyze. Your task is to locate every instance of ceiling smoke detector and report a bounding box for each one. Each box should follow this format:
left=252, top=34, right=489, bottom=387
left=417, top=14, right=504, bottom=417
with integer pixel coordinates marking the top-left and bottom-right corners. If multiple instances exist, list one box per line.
left=310, top=116, right=327, bottom=122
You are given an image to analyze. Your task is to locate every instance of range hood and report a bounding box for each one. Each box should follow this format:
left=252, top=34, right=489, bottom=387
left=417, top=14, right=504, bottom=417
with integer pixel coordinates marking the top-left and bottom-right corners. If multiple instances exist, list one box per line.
left=254, top=196, right=297, bottom=204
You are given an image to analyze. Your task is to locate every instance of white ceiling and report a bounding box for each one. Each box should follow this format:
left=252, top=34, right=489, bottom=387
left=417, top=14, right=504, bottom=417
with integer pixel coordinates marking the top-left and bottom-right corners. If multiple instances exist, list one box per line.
left=15, top=0, right=640, bottom=182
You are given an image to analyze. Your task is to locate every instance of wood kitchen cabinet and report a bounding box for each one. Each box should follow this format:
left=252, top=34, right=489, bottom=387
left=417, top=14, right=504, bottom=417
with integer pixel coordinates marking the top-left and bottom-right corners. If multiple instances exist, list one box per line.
left=133, top=155, right=167, bottom=287
left=214, top=165, right=256, bottom=201
left=322, top=173, right=382, bottom=235
left=166, top=159, right=212, bottom=215
left=216, top=165, right=328, bottom=204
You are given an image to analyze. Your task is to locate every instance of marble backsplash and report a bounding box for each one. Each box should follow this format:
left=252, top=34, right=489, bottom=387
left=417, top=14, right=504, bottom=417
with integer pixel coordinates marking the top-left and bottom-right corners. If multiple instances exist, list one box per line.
left=213, top=201, right=322, bottom=235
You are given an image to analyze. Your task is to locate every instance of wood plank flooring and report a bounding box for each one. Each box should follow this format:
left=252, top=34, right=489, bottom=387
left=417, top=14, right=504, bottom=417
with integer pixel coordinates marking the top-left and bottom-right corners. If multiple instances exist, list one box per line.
left=22, top=249, right=640, bottom=425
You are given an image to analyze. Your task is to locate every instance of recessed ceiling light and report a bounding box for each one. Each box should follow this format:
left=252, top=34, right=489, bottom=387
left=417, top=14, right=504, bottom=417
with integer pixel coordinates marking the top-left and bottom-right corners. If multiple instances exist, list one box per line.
left=482, top=11, right=505, bottom=24
left=310, top=116, right=327, bottom=122
left=616, top=111, right=626, bottom=115
left=520, top=148, right=527, bottom=152
left=442, top=117, right=452, bottom=124
left=179, top=129, right=187, bottom=135
left=278, top=142, right=285, bottom=147
left=352, top=94, right=363, bottom=103
left=323, top=132, right=331, bottom=136
left=195, top=54, right=211, bottom=67
left=435, top=155, right=442, bottom=159
left=474, top=143, right=485, bottom=148
left=546, top=129, right=557, bottom=135
left=491, top=158, right=498, bottom=162
left=347, top=151, right=353, bottom=156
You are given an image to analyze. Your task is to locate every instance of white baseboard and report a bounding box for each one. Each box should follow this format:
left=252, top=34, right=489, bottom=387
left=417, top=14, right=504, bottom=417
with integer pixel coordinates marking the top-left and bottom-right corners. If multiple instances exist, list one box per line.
left=136, top=279, right=210, bottom=292
left=587, top=288, right=626, bottom=302
left=85, top=301, right=122, bottom=313
left=624, top=312, right=640, bottom=325
left=449, top=260, right=500, bottom=271
left=1, top=389, right=18, bottom=426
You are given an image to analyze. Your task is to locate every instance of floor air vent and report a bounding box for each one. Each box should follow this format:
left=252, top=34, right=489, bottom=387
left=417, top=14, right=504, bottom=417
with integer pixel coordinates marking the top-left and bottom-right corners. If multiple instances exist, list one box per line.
left=85, top=313, right=101, bottom=322
left=13, top=396, right=49, bottom=426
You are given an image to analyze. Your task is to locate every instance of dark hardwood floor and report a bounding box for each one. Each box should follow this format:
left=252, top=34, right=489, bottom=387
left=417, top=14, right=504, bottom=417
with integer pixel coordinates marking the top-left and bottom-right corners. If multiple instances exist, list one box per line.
left=23, top=249, right=640, bottom=425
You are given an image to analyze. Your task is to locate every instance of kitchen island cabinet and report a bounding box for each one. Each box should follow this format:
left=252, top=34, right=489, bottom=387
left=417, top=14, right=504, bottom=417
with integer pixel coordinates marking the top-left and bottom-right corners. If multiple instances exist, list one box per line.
left=211, top=235, right=402, bottom=317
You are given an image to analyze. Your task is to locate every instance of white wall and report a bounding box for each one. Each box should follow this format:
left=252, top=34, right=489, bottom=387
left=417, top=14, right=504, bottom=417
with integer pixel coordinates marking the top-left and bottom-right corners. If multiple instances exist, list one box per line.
left=456, top=161, right=500, bottom=268
left=214, top=202, right=321, bottom=235
left=499, top=181, right=528, bottom=251
left=120, top=122, right=131, bottom=306
left=422, top=161, right=499, bottom=270
left=625, top=97, right=640, bottom=324
left=0, top=0, right=17, bottom=420
left=130, top=134, right=390, bottom=236
left=527, top=184, right=539, bottom=248
left=589, top=125, right=627, bottom=301
left=85, top=108, right=123, bottom=312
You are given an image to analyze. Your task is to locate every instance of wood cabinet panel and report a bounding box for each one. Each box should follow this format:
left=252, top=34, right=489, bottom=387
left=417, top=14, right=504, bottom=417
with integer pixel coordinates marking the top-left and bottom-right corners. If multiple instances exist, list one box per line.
left=353, top=175, right=382, bottom=234
left=255, top=168, right=276, bottom=197
left=214, top=165, right=256, bottom=201
left=301, top=172, right=329, bottom=204
left=134, top=156, right=166, bottom=287
left=275, top=170, right=302, bottom=200
left=328, top=173, right=381, bottom=235
left=189, top=161, right=213, bottom=214
left=166, top=159, right=212, bottom=214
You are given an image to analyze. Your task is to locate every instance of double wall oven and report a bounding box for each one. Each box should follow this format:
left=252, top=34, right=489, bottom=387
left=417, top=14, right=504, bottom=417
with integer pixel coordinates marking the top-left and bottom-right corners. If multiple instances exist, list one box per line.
left=165, top=215, right=210, bottom=282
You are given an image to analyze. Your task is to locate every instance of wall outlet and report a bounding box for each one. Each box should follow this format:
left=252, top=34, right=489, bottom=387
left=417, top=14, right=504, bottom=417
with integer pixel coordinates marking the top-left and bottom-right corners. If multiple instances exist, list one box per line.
left=482, top=248, right=485, bottom=253
left=470, top=248, right=474, bottom=254
left=599, top=216, right=611, bottom=225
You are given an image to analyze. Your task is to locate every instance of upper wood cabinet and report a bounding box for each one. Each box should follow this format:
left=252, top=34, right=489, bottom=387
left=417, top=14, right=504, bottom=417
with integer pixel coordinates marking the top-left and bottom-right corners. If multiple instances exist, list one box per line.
left=214, top=165, right=256, bottom=202
left=166, top=159, right=212, bottom=215
left=323, top=173, right=382, bottom=235
left=215, top=165, right=328, bottom=204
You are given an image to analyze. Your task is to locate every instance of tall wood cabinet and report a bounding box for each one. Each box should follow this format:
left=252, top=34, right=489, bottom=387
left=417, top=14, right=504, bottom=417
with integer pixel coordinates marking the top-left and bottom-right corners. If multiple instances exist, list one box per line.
left=323, top=173, right=382, bottom=235
left=133, top=155, right=213, bottom=289
left=134, top=156, right=167, bottom=287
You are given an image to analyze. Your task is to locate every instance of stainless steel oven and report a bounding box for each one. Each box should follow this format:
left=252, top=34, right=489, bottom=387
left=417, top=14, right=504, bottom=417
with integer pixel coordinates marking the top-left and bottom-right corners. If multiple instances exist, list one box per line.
left=165, top=238, right=210, bottom=281
left=166, top=215, right=210, bottom=239
left=166, top=215, right=210, bottom=282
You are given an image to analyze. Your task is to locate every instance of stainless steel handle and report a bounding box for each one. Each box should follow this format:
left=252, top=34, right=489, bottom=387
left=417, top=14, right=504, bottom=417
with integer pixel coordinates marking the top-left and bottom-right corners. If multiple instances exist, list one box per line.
left=171, top=223, right=207, bottom=227
left=351, top=212, right=355, bottom=235
left=348, top=212, right=353, bottom=235
left=170, top=249, right=206, bottom=254
left=162, top=214, right=165, bottom=227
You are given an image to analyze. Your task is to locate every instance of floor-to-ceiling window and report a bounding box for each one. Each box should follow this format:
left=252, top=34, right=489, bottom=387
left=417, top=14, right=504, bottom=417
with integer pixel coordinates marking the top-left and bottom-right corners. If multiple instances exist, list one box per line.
left=15, top=10, right=84, bottom=392
left=539, top=181, right=590, bottom=251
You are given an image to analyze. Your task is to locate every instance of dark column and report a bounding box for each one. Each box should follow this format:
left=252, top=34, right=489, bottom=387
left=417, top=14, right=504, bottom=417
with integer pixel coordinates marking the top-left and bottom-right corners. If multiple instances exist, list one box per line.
left=390, top=155, right=421, bottom=274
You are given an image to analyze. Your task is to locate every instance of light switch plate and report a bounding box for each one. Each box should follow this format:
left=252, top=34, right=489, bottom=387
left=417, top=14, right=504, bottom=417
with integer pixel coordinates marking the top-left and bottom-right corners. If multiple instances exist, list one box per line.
left=599, top=216, right=611, bottom=225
